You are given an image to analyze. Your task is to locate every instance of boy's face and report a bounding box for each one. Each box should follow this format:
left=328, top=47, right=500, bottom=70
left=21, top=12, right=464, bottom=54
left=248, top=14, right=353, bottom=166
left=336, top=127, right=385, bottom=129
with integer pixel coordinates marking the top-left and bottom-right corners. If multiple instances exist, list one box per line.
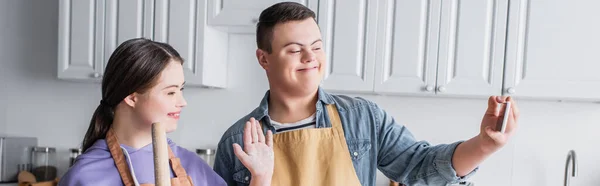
left=257, top=18, right=326, bottom=95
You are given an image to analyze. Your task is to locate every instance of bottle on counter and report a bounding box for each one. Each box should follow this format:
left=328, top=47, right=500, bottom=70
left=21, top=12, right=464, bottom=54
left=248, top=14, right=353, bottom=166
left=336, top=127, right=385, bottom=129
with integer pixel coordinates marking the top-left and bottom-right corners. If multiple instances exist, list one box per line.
left=30, top=147, right=57, bottom=182
left=196, top=149, right=216, bottom=168
left=69, top=148, right=82, bottom=167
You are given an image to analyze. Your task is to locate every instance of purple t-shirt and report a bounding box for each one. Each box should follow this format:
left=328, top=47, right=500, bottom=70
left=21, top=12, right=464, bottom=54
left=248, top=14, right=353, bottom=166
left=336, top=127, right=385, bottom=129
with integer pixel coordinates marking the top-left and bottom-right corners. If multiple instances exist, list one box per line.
left=58, top=138, right=226, bottom=186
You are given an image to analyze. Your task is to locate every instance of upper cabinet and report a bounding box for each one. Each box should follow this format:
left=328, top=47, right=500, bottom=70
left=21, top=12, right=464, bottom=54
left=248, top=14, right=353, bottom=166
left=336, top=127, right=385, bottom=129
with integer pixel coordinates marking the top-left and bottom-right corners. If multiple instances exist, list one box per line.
left=57, top=0, right=106, bottom=82
left=107, top=0, right=154, bottom=52
left=58, top=0, right=228, bottom=88
left=58, top=0, right=320, bottom=88
left=435, top=0, right=508, bottom=97
left=318, top=0, right=379, bottom=93
left=322, top=0, right=600, bottom=102
left=372, top=0, right=441, bottom=96
left=58, top=0, right=600, bottom=101
left=58, top=0, right=154, bottom=82
left=206, top=0, right=319, bottom=33
left=323, top=0, right=509, bottom=98
left=503, top=0, right=600, bottom=101
left=153, top=0, right=228, bottom=88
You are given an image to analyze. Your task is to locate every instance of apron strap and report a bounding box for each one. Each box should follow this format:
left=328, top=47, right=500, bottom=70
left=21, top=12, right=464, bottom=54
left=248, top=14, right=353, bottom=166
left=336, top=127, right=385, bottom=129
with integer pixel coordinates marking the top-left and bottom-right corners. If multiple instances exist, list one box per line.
left=168, top=147, right=188, bottom=177
left=325, top=104, right=345, bottom=137
left=107, top=128, right=191, bottom=185
left=168, top=146, right=194, bottom=186
left=106, top=128, right=136, bottom=186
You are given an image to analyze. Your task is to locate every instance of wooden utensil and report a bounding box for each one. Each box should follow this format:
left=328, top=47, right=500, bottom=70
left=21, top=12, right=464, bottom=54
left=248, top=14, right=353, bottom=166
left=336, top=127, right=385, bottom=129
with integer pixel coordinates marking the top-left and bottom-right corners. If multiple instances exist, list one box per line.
left=18, top=171, right=37, bottom=183
left=152, top=122, right=171, bottom=186
left=18, top=171, right=58, bottom=186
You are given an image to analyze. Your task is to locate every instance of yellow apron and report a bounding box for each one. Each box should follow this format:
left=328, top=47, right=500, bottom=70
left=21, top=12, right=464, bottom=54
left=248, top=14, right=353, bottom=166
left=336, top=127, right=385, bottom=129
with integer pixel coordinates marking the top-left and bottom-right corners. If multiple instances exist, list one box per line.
left=270, top=104, right=362, bottom=186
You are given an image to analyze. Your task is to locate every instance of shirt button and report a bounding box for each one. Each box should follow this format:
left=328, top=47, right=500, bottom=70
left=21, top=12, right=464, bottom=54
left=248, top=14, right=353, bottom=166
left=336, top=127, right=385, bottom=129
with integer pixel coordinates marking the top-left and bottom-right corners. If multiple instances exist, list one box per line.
left=245, top=176, right=249, bottom=181
left=353, top=152, right=359, bottom=156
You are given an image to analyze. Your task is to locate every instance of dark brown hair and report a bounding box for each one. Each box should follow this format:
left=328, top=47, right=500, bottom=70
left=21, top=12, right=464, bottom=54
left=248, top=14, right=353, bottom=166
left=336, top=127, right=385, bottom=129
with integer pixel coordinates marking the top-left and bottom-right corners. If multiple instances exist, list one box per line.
left=256, top=2, right=316, bottom=53
left=82, top=38, right=183, bottom=152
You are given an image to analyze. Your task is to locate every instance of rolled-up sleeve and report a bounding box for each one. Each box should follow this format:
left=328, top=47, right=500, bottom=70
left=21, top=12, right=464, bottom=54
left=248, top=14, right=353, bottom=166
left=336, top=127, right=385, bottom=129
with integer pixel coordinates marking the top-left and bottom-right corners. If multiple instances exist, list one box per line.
left=373, top=103, right=477, bottom=185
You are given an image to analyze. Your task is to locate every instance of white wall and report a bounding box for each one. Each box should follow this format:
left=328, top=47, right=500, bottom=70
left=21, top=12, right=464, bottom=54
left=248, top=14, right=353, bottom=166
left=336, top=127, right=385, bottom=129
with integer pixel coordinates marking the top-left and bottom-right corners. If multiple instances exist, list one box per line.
left=1, top=0, right=600, bottom=186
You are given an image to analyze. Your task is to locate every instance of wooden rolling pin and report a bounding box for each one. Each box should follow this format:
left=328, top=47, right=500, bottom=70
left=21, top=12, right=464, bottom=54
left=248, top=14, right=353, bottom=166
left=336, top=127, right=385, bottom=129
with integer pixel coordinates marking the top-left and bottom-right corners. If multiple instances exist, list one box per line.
left=152, top=122, right=171, bottom=186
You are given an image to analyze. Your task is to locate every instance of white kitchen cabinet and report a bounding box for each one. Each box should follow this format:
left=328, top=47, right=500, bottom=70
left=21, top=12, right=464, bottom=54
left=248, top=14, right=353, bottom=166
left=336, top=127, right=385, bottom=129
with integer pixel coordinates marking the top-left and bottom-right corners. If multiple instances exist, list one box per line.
left=373, top=0, right=441, bottom=95
left=436, top=0, right=508, bottom=97
left=504, top=0, right=600, bottom=101
left=104, top=0, right=155, bottom=62
left=319, top=0, right=379, bottom=93
left=58, top=0, right=153, bottom=82
left=327, top=0, right=509, bottom=97
left=153, top=0, right=228, bottom=88
left=206, top=0, right=319, bottom=33
left=57, top=0, right=106, bottom=82
left=321, top=0, right=600, bottom=102
left=58, top=0, right=228, bottom=88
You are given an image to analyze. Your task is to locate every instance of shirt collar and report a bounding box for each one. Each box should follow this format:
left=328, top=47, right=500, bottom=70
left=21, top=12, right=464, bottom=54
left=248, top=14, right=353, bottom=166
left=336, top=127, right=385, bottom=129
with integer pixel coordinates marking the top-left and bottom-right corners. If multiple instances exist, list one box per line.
left=252, top=86, right=334, bottom=125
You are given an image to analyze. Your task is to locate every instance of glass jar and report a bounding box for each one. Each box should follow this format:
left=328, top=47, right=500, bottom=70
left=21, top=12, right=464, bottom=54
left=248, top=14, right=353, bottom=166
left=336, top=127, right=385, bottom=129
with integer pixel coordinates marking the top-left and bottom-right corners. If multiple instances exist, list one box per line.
left=31, top=147, right=57, bottom=182
left=196, top=149, right=216, bottom=168
left=69, top=148, right=82, bottom=167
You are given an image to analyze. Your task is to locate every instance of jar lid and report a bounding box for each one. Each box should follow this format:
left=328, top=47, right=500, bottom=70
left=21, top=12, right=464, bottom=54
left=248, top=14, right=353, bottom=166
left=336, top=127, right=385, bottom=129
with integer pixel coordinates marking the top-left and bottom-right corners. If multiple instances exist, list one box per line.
left=196, top=149, right=215, bottom=155
left=70, top=148, right=82, bottom=153
left=32, top=147, right=56, bottom=153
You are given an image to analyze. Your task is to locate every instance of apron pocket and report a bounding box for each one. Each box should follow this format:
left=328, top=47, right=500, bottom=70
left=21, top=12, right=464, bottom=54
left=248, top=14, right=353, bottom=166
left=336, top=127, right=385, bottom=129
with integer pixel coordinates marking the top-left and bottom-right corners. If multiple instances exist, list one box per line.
left=347, top=139, right=371, bottom=160
left=232, top=168, right=252, bottom=185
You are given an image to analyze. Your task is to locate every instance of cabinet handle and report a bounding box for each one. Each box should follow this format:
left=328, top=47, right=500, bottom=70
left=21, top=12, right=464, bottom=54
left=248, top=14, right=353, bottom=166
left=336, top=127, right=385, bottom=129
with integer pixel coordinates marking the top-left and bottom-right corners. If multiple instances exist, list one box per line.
left=92, top=72, right=102, bottom=78
left=252, top=18, right=258, bottom=24
left=425, top=85, right=434, bottom=92
left=507, top=87, right=516, bottom=94
left=437, top=86, right=446, bottom=93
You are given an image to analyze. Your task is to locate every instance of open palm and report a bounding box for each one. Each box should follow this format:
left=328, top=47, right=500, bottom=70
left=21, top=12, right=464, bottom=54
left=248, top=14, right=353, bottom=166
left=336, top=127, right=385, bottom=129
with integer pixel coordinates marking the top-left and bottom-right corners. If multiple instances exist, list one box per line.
left=233, top=117, right=274, bottom=178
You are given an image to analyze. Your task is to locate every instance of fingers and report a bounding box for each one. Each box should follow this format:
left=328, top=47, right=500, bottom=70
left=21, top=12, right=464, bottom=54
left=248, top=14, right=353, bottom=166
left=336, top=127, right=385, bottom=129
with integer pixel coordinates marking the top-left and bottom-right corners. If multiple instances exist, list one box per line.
left=507, top=96, right=520, bottom=120
left=505, top=97, right=519, bottom=134
left=495, top=96, right=503, bottom=103
left=243, top=120, right=252, bottom=147
left=233, top=143, right=249, bottom=165
left=266, top=130, right=273, bottom=148
left=499, top=101, right=508, bottom=118
left=488, top=95, right=514, bottom=117
left=497, top=96, right=510, bottom=103
left=257, top=119, right=266, bottom=143
left=487, top=96, right=501, bottom=116
left=250, top=118, right=259, bottom=144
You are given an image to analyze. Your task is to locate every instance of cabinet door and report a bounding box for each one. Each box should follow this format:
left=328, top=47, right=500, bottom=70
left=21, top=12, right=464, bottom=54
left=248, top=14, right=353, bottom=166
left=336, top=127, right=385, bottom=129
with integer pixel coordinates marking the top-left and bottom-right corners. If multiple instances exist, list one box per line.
left=206, top=0, right=318, bottom=33
left=104, top=0, right=154, bottom=63
left=319, top=0, right=379, bottom=93
left=155, top=0, right=203, bottom=86
left=373, top=0, right=442, bottom=95
left=154, top=0, right=228, bottom=88
left=58, top=0, right=153, bottom=81
left=57, top=0, right=106, bottom=81
left=436, top=0, right=508, bottom=97
left=504, top=0, right=600, bottom=101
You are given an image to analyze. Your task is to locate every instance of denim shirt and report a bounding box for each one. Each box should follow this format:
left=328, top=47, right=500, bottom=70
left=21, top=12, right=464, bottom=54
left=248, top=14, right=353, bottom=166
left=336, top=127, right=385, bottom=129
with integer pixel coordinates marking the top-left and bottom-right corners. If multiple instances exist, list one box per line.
left=213, top=88, right=477, bottom=186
